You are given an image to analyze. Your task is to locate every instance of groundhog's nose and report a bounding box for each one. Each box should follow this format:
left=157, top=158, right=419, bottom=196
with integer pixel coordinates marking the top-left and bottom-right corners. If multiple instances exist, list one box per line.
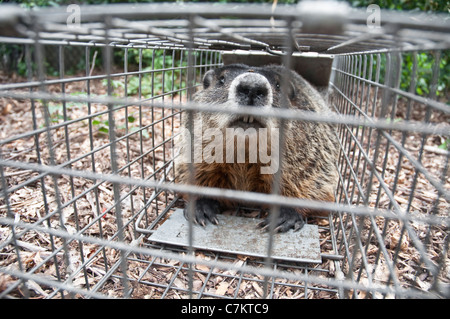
left=236, top=82, right=268, bottom=107
left=230, top=73, right=273, bottom=107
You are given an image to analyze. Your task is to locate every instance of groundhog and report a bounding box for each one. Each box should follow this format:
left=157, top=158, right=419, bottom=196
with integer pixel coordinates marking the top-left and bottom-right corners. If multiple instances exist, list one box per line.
left=175, top=64, right=338, bottom=233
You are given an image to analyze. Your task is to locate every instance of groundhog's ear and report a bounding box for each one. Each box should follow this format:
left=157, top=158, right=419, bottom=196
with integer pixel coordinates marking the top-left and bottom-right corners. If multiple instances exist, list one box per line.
left=202, top=69, right=215, bottom=89
left=289, top=82, right=296, bottom=100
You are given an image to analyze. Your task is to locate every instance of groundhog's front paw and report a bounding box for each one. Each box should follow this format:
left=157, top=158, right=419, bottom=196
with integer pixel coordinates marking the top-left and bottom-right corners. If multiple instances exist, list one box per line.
left=258, top=207, right=305, bottom=233
left=183, top=198, right=220, bottom=227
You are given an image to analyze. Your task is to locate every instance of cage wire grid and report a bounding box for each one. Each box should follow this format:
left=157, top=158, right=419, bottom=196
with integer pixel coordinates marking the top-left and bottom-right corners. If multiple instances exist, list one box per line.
left=0, top=2, right=449, bottom=299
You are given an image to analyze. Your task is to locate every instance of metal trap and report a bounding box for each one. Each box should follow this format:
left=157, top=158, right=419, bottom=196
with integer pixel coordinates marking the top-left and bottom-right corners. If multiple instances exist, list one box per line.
left=0, top=1, right=449, bottom=299
left=149, top=209, right=322, bottom=264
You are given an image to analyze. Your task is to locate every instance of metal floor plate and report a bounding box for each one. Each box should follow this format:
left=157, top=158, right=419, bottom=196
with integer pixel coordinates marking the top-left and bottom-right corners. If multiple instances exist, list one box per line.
left=149, top=209, right=321, bottom=263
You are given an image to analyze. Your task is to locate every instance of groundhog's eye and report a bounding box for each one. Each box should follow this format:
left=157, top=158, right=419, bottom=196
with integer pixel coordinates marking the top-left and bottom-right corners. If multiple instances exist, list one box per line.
left=218, top=75, right=225, bottom=85
left=275, top=82, right=280, bottom=90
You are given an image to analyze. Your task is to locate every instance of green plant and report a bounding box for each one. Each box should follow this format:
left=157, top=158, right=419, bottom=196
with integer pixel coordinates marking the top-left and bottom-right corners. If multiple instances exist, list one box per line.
left=347, top=0, right=449, bottom=12
left=402, top=51, right=449, bottom=97
left=438, top=138, right=449, bottom=150
left=366, top=51, right=449, bottom=98
left=45, top=103, right=66, bottom=124
left=111, top=48, right=189, bottom=97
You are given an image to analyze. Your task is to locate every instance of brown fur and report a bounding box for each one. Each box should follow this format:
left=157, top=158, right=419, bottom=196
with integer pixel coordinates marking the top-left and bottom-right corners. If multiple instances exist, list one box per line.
left=175, top=64, right=338, bottom=218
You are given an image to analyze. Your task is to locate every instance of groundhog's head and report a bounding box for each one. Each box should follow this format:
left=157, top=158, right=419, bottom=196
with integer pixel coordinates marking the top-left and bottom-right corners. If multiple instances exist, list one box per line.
left=193, top=64, right=299, bottom=131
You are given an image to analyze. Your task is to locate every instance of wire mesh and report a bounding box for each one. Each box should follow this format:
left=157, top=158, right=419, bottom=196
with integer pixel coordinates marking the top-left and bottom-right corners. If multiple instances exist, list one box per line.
left=0, top=2, right=449, bottom=299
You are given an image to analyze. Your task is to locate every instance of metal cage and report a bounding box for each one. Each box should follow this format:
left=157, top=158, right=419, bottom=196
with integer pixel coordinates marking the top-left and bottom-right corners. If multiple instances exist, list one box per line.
left=0, top=2, right=449, bottom=299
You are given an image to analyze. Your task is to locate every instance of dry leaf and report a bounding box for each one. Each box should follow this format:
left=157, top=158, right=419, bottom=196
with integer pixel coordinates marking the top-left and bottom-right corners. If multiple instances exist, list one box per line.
left=195, top=263, right=210, bottom=272
left=174, top=278, right=186, bottom=289
left=193, top=280, right=203, bottom=291
left=26, top=280, right=48, bottom=297
left=215, top=281, right=230, bottom=296
left=2, top=103, right=12, bottom=115
left=252, top=281, right=264, bottom=297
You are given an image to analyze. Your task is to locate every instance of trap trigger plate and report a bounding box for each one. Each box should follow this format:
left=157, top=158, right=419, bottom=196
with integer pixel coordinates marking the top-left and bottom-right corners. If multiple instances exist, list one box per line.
left=149, top=209, right=322, bottom=264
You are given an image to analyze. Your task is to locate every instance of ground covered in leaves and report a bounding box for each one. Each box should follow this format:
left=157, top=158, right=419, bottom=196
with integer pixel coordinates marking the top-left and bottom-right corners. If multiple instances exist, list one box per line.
left=1, top=71, right=449, bottom=299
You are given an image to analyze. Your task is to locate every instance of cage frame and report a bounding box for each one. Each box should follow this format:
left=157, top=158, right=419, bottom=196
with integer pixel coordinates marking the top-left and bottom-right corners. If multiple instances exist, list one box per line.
left=0, top=2, right=449, bottom=299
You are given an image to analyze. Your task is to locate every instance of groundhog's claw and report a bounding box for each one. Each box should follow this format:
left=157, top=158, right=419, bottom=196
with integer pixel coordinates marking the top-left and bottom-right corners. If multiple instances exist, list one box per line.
left=184, top=198, right=220, bottom=226
left=258, top=207, right=305, bottom=233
